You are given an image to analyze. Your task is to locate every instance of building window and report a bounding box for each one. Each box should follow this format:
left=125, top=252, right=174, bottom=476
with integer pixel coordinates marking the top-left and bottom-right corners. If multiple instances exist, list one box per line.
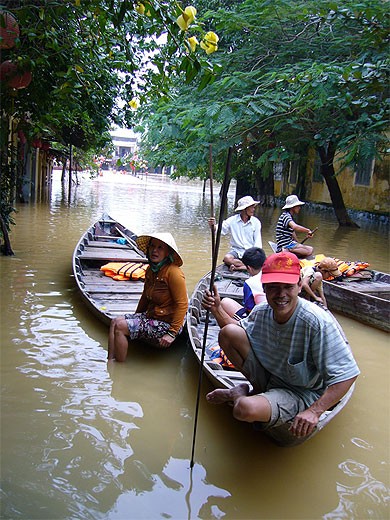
left=289, top=160, right=299, bottom=185
left=273, top=161, right=283, bottom=181
left=354, top=157, right=374, bottom=186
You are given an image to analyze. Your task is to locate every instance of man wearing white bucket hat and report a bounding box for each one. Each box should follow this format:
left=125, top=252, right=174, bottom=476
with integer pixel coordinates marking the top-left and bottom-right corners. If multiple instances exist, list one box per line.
left=208, top=195, right=262, bottom=271
left=108, top=233, right=188, bottom=362
left=275, top=195, right=314, bottom=259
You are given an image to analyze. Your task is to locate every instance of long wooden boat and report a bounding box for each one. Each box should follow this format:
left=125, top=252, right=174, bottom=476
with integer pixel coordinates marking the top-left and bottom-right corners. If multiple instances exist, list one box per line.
left=322, top=272, right=390, bottom=332
left=187, top=264, right=355, bottom=447
left=72, top=214, right=147, bottom=326
left=268, top=241, right=389, bottom=332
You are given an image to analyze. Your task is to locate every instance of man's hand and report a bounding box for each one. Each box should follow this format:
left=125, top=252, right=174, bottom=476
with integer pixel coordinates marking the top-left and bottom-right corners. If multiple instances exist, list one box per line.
left=208, top=217, right=216, bottom=229
left=202, top=284, right=221, bottom=311
left=289, top=377, right=358, bottom=437
left=289, top=408, right=320, bottom=437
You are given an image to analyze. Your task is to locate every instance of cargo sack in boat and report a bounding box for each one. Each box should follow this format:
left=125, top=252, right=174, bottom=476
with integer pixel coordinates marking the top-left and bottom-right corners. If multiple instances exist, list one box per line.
left=100, top=262, right=148, bottom=281
left=333, top=259, right=370, bottom=278
left=301, top=255, right=370, bottom=281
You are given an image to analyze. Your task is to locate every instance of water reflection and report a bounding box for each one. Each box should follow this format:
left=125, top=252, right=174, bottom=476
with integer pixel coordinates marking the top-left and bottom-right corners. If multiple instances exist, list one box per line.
left=324, top=460, right=390, bottom=519
left=107, top=458, right=230, bottom=519
left=1, top=172, right=389, bottom=519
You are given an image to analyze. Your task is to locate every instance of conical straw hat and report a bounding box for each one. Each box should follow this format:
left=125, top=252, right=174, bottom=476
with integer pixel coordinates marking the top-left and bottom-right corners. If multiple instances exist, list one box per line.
left=136, top=233, right=183, bottom=266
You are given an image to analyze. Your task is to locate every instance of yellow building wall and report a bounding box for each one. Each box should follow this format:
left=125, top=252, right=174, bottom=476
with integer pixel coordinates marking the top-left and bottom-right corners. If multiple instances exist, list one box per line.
left=275, top=150, right=389, bottom=214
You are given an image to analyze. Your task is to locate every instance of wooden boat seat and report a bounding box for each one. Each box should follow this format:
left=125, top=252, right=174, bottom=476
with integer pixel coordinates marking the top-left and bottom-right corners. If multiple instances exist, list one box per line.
left=86, top=240, right=130, bottom=249
left=78, top=250, right=147, bottom=262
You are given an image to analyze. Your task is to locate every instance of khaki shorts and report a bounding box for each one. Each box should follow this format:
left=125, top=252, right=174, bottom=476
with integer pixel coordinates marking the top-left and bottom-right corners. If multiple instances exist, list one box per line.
left=243, top=349, right=306, bottom=430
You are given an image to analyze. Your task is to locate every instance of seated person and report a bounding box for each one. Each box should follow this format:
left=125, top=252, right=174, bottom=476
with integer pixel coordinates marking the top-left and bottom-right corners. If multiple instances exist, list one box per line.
left=221, top=247, right=267, bottom=319
left=201, top=252, right=360, bottom=439
left=301, top=257, right=342, bottom=308
left=275, top=195, right=314, bottom=259
left=108, top=233, right=188, bottom=362
left=208, top=195, right=262, bottom=271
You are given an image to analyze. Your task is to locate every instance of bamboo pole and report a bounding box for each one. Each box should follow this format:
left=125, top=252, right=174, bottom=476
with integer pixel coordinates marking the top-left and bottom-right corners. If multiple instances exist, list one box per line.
left=190, top=147, right=233, bottom=469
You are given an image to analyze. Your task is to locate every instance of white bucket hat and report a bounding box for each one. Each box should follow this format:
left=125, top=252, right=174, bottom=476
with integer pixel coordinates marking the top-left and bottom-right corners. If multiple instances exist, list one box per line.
left=282, top=194, right=305, bottom=210
left=136, top=233, right=183, bottom=266
left=235, top=195, right=260, bottom=212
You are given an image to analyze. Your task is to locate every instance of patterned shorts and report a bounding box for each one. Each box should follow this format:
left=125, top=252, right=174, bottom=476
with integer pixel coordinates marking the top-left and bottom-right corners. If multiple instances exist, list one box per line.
left=124, top=312, right=170, bottom=343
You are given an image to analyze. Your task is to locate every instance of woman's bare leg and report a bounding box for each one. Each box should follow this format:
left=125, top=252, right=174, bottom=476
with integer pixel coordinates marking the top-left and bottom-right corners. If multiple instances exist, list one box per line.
left=108, top=317, right=130, bottom=362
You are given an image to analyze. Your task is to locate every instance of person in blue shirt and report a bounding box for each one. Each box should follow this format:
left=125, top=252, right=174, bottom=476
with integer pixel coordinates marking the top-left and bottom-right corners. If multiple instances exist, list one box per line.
left=220, top=247, right=266, bottom=319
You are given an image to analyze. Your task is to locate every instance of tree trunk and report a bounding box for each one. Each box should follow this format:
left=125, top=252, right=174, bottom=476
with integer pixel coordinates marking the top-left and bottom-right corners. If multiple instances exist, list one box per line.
left=295, top=155, right=309, bottom=201
left=0, top=213, right=14, bottom=256
left=254, top=161, right=275, bottom=206
left=318, top=143, right=359, bottom=228
left=61, top=161, right=66, bottom=183
left=235, top=170, right=253, bottom=204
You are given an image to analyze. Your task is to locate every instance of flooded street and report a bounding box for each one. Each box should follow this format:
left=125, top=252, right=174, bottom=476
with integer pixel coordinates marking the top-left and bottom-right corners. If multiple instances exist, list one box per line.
left=1, top=171, right=389, bottom=519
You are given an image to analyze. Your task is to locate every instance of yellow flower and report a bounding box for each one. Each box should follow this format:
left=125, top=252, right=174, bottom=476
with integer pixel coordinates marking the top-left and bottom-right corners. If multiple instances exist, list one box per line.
left=184, top=6, right=197, bottom=23
left=129, top=98, right=139, bottom=110
left=200, top=31, right=219, bottom=54
left=188, top=36, right=199, bottom=52
left=176, top=5, right=197, bottom=31
left=135, top=3, right=145, bottom=14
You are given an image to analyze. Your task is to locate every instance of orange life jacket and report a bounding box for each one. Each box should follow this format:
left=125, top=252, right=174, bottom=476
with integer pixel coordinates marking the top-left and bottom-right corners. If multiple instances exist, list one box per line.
left=100, top=262, right=148, bottom=281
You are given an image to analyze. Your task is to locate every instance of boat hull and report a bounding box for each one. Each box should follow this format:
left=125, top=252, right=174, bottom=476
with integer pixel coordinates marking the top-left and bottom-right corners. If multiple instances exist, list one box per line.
left=72, top=215, right=147, bottom=326
left=323, top=271, right=390, bottom=332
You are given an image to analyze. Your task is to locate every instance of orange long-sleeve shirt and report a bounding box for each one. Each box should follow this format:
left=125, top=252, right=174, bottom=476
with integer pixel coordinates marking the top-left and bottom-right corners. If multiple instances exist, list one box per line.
left=136, top=262, right=188, bottom=335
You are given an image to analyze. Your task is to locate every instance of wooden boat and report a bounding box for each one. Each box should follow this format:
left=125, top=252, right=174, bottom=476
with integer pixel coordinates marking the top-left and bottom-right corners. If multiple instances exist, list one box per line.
left=268, top=241, right=389, bottom=332
left=72, top=214, right=147, bottom=326
left=322, top=271, right=390, bottom=332
left=187, top=264, right=355, bottom=447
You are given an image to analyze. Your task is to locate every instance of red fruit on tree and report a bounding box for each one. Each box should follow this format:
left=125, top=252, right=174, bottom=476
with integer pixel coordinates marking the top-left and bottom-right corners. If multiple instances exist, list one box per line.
left=0, top=60, right=32, bottom=89
left=0, top=12, right=20, bottom=49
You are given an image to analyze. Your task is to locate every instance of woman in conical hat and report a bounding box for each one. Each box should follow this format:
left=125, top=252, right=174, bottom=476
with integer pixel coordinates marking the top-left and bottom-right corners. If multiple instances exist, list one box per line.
left=108, top=233, right=188, bottom=362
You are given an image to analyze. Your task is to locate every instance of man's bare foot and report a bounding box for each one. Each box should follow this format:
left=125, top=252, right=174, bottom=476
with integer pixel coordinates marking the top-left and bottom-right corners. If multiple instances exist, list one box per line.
left=206, top=383, right=250, bottom=405
left=229, top=264, right=246, bottom=272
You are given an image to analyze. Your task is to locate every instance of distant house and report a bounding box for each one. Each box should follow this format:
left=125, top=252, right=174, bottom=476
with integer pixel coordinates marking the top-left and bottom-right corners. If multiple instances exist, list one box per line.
left=109, top=128, right=139, bottom=169
left=272, top=149, right=389, bottom=214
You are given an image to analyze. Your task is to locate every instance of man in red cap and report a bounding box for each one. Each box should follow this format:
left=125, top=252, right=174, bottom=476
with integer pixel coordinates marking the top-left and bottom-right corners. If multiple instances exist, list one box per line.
left=202, top=252, right=359, bottom=439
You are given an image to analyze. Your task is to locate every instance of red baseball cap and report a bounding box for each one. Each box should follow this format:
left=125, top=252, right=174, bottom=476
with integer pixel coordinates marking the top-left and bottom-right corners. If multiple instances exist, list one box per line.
left=261, top=252, right=301, bottom=284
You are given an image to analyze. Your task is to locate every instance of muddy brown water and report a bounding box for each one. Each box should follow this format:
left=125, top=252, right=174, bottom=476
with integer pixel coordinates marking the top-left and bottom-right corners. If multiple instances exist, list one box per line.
left=1, top=171, right=389, bottom=519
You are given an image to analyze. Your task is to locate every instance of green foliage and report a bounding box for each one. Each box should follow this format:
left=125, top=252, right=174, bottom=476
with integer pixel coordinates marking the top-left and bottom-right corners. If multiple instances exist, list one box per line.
left=136, top=0, right=389, bottom=185
left=0, top=0, right=221, bottom=245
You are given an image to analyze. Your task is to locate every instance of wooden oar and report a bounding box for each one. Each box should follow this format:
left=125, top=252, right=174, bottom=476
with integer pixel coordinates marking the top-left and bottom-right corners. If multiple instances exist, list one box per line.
left=190, top=146, right=233, bottom=469
left=209, top=144, right=216, bottom=260
left=301, top=226, right=318, bottom=244
left=115, top=226, right=145, bottom=256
